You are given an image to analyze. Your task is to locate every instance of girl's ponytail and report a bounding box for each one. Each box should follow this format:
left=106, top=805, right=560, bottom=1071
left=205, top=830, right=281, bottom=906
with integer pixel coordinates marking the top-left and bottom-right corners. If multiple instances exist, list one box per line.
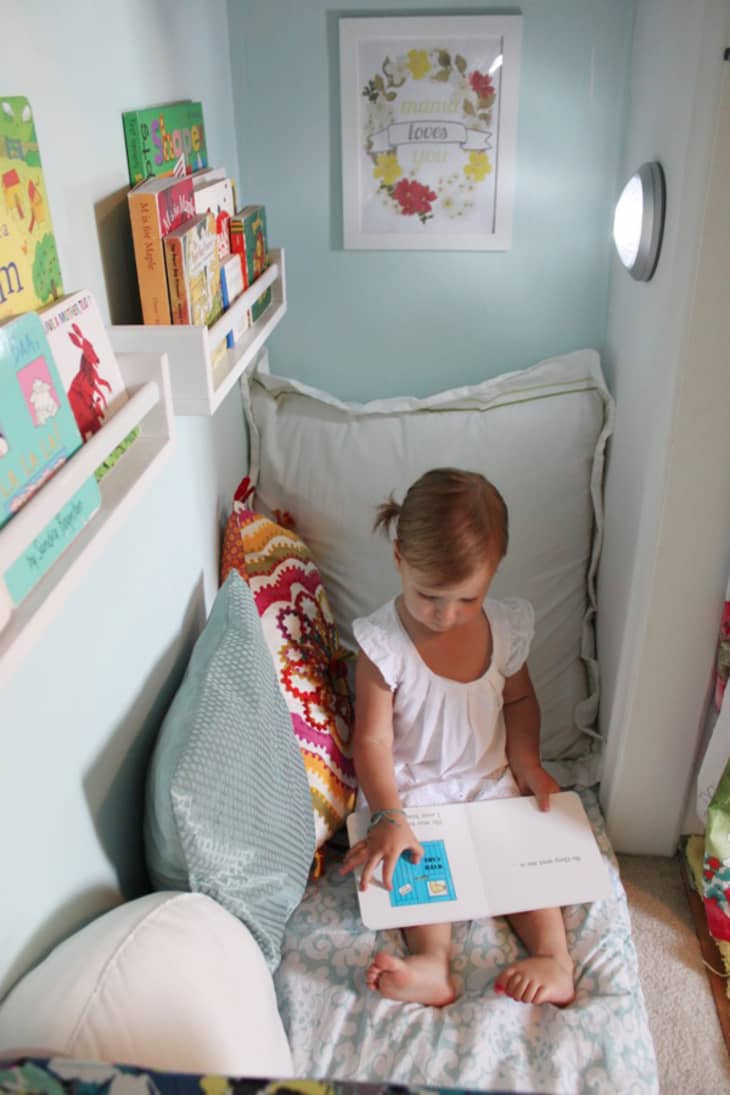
left=373, top=495, right=401, bottom=537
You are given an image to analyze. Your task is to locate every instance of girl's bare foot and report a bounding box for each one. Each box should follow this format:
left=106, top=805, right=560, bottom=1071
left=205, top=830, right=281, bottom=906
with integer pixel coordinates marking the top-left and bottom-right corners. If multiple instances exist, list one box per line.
left=494, top=954, right=575, bottom=1006
left=366, top=950, right=457, bottom=1007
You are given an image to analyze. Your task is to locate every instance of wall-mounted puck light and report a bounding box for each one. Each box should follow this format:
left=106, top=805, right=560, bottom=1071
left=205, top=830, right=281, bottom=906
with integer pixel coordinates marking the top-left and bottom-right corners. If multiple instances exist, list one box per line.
left=612, top=161, right=666, bottom=281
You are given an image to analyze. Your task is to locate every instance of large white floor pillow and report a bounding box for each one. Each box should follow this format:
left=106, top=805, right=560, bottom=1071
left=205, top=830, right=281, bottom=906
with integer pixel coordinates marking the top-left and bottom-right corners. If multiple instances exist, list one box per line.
left=241, top=349, right=614, bottom=783
left=0, top=891, right=293, bottom=1077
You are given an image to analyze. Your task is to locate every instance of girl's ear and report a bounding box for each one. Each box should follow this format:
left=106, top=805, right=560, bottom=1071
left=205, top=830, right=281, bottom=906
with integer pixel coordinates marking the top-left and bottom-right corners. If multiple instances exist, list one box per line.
left=393, top=540, right=402, bottom=568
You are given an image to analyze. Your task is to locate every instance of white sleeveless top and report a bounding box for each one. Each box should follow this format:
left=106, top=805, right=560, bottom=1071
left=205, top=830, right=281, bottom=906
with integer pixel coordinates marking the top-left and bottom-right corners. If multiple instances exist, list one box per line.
left=353, top=596, right=534, bottom=806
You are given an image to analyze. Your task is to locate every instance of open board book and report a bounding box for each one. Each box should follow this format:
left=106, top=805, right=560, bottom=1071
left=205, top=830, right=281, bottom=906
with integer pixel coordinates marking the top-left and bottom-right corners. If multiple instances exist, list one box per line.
left=346, top=791, right=611, bottom=930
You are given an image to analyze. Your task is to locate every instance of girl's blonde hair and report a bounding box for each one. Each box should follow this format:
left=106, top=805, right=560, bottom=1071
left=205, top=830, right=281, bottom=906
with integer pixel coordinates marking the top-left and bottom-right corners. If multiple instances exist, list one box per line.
left=374, top=467, right=508, bottom=584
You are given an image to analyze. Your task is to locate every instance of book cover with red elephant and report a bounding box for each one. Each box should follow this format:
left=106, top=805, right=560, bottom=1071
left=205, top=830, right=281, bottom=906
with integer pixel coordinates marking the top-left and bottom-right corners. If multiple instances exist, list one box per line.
left=40, top=289, right=135, bottom=479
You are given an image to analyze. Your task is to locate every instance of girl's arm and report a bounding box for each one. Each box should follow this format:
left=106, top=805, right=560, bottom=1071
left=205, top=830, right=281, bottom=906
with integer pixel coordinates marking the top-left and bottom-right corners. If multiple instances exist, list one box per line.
left=340, top=651, right=423, bottom=889
left=503, top=664, right=560, bottom=811
left=351, top=651, right=402, bottom=810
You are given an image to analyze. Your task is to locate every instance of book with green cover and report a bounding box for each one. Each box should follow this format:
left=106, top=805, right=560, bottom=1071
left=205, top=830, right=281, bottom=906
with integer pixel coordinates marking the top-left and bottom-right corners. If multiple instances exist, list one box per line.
left=0, top=312, right=101, bottom=618
left=229, top=204, right=271, bottom=324
left=0, top=95, right=63, bottom=321
left=122, top=100, right=208, bottom=185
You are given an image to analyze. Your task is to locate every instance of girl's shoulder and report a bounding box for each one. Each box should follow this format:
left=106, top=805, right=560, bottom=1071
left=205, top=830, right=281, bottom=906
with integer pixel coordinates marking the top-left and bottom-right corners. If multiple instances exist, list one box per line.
left=353, top=599, right=405, bottom=691
left=353, top=597, right=400, bottom=641
left=485, top=596, right=535, bottom=676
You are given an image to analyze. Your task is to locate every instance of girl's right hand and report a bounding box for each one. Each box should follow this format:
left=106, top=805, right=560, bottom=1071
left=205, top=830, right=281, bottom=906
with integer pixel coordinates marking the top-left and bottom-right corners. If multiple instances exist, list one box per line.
left=341, top=816, right=424, bottom=892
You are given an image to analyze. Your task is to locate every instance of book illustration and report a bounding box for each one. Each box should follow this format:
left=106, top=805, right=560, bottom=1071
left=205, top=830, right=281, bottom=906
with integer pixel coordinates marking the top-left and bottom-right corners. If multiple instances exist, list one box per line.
left=194, top=176, right=235, bottom=262
left=0, top=95, right=63, bottom=320
left=41, top=291, right=129, bottom=435
left=127, top=174, right=195, bottom=325
left=164, top=212, right=222, bottom=329
left=40, top=290, right=134, bottom=479
left=20, top=357, right=61, bottom=428
left=122, top=100, right=207, bottom=186
left=390, top=840, right=457, bottom=908
left=229, top=204, right=271, bottom=323
left=346, top=791, right=612, bottom=930
left=67, top=324, right=110, bottom=436
left=0, top=312, right=101, bottom=615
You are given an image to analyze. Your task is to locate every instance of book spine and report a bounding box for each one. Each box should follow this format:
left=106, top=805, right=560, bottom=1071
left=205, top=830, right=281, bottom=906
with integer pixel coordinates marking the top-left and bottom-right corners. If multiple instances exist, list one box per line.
left=164, top=236, right=190, bottom=325
left=220, top=268, right=234, bottom=349
left=229, top=220, right=249, bottom=287
left=228, top=223, right=252, bottom=328
left=129, top=194, right=172, bottom=325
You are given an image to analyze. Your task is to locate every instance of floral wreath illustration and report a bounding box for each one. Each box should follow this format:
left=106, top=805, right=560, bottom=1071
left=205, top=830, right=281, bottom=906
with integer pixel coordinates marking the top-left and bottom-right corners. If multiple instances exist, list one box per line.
left=362, top=47, right=498, bottom=223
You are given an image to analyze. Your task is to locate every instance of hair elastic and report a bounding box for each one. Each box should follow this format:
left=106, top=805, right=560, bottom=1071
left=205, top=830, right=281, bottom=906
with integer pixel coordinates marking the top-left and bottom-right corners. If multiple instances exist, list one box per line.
left=367, top=808, right=406, bottom=832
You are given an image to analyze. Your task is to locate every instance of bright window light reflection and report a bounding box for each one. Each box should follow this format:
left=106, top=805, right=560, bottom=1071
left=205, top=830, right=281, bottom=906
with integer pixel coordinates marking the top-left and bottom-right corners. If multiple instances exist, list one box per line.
left=488, top=54, right=503, bottom=76
left=612, top=174, right=643, bottom=269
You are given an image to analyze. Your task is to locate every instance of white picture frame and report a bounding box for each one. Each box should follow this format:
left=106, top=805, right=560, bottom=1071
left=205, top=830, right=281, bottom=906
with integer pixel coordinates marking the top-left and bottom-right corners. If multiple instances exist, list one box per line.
left=339, top=15, right=523, bottom=252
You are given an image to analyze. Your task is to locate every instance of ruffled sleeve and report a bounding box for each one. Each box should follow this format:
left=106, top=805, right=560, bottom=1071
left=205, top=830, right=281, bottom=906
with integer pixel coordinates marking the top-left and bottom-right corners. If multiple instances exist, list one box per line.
left=352, top=601, right=403, bottom=691
left=499, top=597, right=536, bottom=677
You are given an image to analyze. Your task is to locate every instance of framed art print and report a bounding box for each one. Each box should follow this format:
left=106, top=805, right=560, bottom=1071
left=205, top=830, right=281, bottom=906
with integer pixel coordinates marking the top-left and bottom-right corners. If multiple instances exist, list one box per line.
left=339, top=15, right=522, bottom=251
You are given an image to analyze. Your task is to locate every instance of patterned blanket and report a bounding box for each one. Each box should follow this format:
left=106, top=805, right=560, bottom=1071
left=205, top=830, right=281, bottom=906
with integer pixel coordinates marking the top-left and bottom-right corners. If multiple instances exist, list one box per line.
left=274, top=789, right=659, bottom=1094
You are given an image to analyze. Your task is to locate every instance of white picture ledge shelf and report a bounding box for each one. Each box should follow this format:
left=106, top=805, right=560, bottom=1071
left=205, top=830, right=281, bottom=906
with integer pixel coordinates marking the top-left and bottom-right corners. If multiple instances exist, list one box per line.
left=0, top=351, right=175, bottom=686
left=110, top=247, right=287, bottom=416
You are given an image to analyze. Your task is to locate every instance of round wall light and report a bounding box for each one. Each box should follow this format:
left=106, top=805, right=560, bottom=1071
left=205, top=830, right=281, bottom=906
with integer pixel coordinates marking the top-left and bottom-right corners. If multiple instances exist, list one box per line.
left=612, top=161, right=666, bottom=281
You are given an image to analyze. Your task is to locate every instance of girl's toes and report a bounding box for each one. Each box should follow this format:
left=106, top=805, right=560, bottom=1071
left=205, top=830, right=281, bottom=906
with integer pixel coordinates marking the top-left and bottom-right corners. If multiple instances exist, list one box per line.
left=512, top=977, right=530, bottom=1002
left=496, top=968, right=519, bottom=999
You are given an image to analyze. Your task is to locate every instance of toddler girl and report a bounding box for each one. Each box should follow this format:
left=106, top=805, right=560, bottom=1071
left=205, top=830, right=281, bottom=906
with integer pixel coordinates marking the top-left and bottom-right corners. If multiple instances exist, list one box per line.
left=341, top=468, right=574, bottom=1008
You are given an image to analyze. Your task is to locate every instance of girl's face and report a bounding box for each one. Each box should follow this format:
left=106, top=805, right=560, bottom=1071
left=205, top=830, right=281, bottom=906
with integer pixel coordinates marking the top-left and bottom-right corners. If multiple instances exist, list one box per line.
left=395, top=544, right=498, bottom=634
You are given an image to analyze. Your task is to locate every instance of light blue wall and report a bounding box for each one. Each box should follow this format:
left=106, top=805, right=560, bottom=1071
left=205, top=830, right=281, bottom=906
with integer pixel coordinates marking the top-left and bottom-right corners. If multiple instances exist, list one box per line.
left=230, top=0, right=636, bottom=400
left=0, top=0, right=246, bottom=996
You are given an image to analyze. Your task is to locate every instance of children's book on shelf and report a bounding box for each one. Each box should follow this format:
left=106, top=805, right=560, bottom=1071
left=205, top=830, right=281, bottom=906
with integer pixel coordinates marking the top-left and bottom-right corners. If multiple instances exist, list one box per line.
left=219, top=253, right=248, bottom=349
left=40, top=289, right=137, bottom=479
left=164, top=211, right=222, bottom=329
left=0, top=312, right=101, bottom=629
left=122, top=100, right=207, bottom=186
left=193, top=176, right=235, bottom=262
left=346, top=791, right=611, bottom=930
left=128, top=174, right=195, bottom=325
left=191, top=166, right=227, bottom=187
left=0, top=95, right=63, bottom=321
left=229, top=204, right=271, bottom=323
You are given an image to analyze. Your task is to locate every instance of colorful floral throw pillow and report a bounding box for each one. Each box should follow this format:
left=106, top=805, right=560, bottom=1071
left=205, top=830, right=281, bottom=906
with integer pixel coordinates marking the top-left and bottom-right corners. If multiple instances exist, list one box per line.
left=221, top=478, right=356, bottom=850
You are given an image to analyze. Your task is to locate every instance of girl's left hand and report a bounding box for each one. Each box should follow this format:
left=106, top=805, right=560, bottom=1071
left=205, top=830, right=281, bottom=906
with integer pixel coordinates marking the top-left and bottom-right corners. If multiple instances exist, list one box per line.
left=513, top=764, right=561, bottom=811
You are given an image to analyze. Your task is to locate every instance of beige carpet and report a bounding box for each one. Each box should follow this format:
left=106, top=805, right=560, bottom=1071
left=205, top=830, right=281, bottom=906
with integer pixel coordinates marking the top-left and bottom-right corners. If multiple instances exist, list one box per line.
left=618, top=853, right=730, bottom=1094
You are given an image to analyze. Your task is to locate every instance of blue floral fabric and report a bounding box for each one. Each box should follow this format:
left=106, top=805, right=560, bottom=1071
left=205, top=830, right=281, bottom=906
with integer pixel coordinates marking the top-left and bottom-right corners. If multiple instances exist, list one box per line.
left=274, top=789, right=659, bottom=1094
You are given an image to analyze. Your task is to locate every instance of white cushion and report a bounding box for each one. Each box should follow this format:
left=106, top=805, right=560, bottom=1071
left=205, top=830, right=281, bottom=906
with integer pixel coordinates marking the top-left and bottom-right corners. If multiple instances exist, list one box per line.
left=242, top=349, right=614, bottom=784
left=0, top=891, right=293, bottom=1077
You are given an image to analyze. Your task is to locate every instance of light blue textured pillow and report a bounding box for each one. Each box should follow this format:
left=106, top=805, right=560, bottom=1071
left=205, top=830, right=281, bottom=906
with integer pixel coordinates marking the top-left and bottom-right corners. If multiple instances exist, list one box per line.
left=144, top=570, right=315, bottom=970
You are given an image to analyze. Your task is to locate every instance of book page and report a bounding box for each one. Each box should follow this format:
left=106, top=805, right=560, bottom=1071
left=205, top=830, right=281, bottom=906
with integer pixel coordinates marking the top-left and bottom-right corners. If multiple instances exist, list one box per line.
left=346, top=805, right=488, bottom=930
left=467, top=791, right=611, bottom=916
